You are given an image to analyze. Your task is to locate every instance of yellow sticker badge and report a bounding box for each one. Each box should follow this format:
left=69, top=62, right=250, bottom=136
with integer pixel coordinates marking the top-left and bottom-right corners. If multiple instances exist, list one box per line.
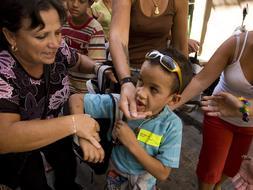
left=137, top=129, right=162, bottom=147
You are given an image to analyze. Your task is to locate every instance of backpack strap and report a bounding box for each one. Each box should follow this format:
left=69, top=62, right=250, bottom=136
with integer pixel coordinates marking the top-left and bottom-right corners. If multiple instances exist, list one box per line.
left=86, top=64, right=113, bottom=94
left=107, top=93, right=122, bottom=141
left=97, top=65, right=113, bottom=92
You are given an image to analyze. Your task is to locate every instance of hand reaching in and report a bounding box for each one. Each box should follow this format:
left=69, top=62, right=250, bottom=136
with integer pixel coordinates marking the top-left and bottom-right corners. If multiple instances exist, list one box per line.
left=73, top=114, right=101, bottom=149
left=201, top=92, right=242, bottom=117
left=120, top=82, right=152, bottom=119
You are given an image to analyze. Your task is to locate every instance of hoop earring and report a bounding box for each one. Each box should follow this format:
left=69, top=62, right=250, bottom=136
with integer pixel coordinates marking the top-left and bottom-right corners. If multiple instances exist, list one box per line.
left=11, top=45, right=18, bottom=52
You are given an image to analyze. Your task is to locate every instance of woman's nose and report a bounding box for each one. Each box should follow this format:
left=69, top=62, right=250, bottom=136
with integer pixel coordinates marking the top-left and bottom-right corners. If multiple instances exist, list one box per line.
left=48, top=35, right=61, bottom=49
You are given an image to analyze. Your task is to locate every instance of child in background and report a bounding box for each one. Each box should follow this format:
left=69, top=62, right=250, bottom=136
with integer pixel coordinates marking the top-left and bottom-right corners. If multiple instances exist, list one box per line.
left=69, top=48, right=193, bottom=189
left=62, top=0, right=106, bottom=93
left=91, top=0, right=112, bottom=41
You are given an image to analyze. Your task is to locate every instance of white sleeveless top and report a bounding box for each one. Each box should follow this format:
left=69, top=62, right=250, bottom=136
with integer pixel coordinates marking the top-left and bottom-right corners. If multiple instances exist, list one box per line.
left=213, top=31, right=253, bottom=127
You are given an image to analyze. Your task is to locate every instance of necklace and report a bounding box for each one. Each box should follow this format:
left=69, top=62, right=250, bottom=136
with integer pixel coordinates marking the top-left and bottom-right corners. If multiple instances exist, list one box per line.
left=133, top=116, right=155, bottom=135
left=151, top=0, right=160, bottom=15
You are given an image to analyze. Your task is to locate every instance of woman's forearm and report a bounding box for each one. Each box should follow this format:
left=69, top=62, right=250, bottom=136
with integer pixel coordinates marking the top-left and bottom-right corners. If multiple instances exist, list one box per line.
left=176, top=77, right=207, bottom=108
left=110, top=0, right=131, bottom=80
left=0, top=115, right=74, bottom=153
left=109, top=35, right=131, bottom=79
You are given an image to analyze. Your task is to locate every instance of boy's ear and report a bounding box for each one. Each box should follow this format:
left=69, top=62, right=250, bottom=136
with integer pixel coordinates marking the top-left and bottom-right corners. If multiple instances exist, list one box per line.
left=167, top=94, right=181, bottom=106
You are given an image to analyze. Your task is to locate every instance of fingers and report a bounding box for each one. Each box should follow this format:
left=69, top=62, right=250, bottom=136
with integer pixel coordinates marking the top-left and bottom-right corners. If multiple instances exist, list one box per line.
left=93, top=132, right=101, bottom=142
left=105, top=70, right=118, bottom=83
left=80, top=138, right=104, bottom=163
left=205, top=111, right=221, bottom=117
left=201, top=95, right=223, bottom=101
left=88, top=136, right=102, bottom=149
left=188, top=39, right=200, bottom=53
left=84, top=147, right=105, bottom=163
left=135, top=111, right=152, bottom=119
left=120, top=83, right=137, bottom=119
left=94, top=121, right=100, bottom=132
left=119, top=100, right=131, bottom=119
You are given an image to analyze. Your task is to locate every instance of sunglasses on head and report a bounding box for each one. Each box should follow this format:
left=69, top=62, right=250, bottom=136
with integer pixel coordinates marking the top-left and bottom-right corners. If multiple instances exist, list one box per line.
left=145, top=50, right=183, bottom=93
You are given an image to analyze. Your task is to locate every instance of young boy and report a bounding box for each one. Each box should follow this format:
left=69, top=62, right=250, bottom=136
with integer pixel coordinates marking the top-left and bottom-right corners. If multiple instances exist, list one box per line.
left=62, top=0, right=106, bottom=93
left=69, top=48, right=193, bottom=189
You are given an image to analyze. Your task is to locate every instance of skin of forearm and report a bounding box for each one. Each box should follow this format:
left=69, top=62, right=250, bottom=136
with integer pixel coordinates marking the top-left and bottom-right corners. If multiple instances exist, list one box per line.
left=110, top=36, right=131, bottom=79
left=0, top=116, right=74, bottom=154
left=178, top=77, right=207, bottom=107
left=128, top=142, right=171, bottom=181
left=69, top=94, right=85, bottom=114
left=77, top=54, right=96, bottom=74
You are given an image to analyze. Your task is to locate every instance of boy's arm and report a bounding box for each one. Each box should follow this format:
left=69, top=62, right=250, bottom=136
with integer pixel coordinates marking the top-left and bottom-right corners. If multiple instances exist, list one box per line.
left=69, top=94, right=105, bottom=163
left=114, top=121, right=171, bottom=181
left=69, top=94, right=85, bottom=114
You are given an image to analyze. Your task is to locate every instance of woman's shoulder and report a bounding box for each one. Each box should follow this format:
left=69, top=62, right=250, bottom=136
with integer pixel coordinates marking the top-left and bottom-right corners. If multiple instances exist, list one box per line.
left=246, top=31, right=253, bottom=47
left=0, top=50, right=16, bottom=75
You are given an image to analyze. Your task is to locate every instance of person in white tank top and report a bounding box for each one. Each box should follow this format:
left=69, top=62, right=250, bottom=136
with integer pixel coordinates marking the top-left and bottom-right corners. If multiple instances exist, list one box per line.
left=201, top=92, right=253, bottom=189
left=173, top=31, right=253, bottom=190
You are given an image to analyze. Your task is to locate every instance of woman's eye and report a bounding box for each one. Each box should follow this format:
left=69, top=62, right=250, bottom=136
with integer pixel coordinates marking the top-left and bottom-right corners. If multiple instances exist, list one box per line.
left=55, top=31, right=62, bottom=36
left=36, top=34, right=47, bottom=40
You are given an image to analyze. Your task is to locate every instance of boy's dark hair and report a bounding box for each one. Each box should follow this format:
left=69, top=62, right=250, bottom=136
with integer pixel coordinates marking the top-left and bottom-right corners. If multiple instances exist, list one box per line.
left=148, top=48, right=193, bottom=94
left=0, top=0, right=66, bottom=51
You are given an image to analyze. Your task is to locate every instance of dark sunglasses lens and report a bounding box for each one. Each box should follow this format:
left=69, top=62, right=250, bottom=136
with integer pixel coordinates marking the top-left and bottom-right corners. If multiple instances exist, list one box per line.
left=161, top=56, right=176, bottom=70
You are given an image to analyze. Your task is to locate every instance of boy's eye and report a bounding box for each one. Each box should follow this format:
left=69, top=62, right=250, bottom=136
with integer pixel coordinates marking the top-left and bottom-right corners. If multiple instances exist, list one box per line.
left=136, top=78, right=143, bottom=86
left=150, top=87, right=158, bottom=94
left=79, top=0, right=87, bottom=3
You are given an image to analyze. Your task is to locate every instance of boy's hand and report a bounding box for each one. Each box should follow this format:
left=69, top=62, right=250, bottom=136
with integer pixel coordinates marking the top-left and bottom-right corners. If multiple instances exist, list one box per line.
left=114, top=120, right=138, bottom=148
left=79, top=138, right=105, bottom=163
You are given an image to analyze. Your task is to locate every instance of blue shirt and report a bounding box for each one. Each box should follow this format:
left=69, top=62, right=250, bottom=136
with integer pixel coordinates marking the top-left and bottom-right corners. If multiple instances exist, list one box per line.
left=84, top=94, right=182, bottom=186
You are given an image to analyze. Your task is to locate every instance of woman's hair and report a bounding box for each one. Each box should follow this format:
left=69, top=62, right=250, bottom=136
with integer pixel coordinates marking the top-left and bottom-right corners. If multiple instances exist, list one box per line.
left=0, top=0, right=66, bottom=51
left=148, top=48, right=193, bottom=94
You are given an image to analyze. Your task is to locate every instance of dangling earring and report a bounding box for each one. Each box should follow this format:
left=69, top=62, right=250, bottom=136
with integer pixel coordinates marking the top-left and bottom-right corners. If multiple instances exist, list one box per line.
left=11, top=44, right=18, bottom=52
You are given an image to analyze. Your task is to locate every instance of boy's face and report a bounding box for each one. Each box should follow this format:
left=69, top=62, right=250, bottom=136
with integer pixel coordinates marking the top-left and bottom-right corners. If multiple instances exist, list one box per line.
left=136, top=61, right=177, bottom=116
left=67, top=0, right=88, bottom=18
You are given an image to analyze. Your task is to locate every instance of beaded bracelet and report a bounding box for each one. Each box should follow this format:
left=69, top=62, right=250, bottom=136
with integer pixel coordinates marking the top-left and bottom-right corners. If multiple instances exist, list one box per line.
left=238, top=97, right=250, bottom=122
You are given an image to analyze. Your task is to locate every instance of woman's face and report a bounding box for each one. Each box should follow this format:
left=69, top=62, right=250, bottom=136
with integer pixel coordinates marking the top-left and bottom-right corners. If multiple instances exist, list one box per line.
left=13, top=8, right=62, bottom=67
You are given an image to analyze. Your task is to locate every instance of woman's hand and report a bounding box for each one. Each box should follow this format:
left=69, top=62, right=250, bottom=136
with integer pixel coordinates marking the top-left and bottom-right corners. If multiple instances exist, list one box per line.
left=188, top=39, right=200, bottom=54
left=239, top=156, right=253, bottom=185
left=201, top=92, right=242, bottom=117
left=120, top=83, right=151, bottom=119
left=73, top=114, right=101, bottom=149
left=104, top=69, right=118, bottom=84
left=79, top=138, right=105, bottom=163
